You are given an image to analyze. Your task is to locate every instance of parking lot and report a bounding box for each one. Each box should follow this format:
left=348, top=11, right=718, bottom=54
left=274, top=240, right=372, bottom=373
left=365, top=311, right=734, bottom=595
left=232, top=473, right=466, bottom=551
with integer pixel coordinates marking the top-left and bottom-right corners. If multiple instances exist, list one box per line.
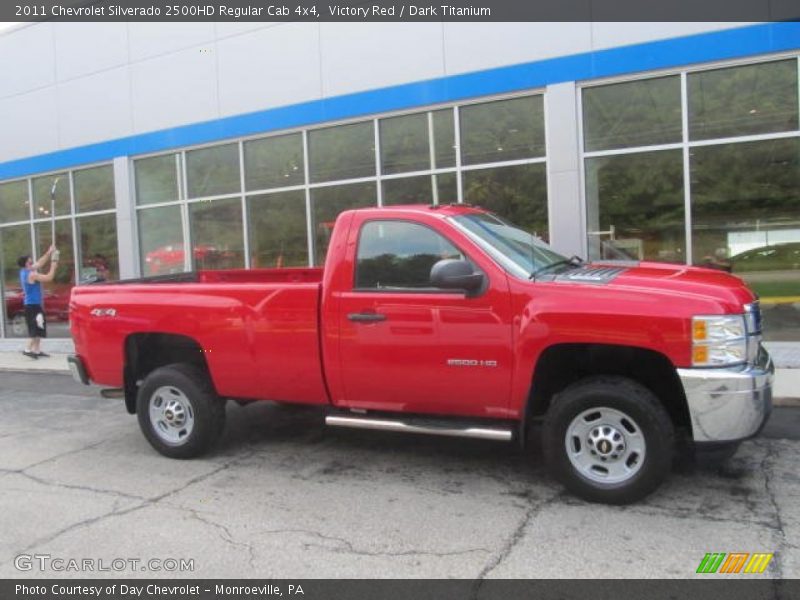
left=0, top=371, right=798, bottom=579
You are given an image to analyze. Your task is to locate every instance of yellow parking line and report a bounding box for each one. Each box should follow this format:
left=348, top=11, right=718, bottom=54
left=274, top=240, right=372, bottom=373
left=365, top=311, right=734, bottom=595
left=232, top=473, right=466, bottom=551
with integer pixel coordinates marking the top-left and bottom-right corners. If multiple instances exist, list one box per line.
left=759, top=297, right=800, bottom=305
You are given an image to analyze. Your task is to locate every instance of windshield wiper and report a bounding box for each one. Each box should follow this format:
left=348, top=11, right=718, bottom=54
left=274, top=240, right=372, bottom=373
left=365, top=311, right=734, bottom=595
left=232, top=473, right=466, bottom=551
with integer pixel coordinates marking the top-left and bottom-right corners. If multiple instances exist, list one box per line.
left=530, top=256, right=583, bottom=280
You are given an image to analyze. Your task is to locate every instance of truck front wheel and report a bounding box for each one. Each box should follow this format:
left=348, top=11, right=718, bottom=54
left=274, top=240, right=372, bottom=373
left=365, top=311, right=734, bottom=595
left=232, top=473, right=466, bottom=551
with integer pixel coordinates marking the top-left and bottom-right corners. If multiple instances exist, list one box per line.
left=543, top=377, right=674, bottom=504
left=136, top=364, right=226, bottom=459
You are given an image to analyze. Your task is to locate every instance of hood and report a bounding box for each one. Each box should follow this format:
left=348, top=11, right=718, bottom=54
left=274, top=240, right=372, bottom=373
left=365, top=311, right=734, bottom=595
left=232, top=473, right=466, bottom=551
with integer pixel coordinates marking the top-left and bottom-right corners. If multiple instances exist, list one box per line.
left=553, top=261, right=754, bottom=313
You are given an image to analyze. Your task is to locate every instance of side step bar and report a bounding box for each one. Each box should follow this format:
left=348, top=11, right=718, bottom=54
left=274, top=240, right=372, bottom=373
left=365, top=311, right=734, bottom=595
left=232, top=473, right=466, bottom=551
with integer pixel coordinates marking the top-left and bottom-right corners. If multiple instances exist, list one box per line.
left=325, top=414, right=513, bottom=442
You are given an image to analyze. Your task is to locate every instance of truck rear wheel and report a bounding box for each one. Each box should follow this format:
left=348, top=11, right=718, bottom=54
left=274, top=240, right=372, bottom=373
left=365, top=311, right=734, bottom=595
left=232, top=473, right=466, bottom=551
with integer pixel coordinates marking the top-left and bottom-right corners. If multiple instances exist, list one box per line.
left=543, top=376, right=674, bottom=504
left=136, top=363, right=225, bottom=459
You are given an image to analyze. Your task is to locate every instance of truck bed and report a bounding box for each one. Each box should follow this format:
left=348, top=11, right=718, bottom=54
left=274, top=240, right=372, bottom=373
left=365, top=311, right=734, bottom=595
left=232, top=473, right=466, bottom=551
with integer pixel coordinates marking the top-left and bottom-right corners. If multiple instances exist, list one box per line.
left=70, top=268, right=328, bottom=404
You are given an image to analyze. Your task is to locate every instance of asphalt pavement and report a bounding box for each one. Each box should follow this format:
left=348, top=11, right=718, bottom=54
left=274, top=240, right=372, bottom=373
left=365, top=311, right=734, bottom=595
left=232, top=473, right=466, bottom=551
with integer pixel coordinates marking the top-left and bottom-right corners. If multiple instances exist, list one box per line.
left=0, top=371, right=798, bottom=579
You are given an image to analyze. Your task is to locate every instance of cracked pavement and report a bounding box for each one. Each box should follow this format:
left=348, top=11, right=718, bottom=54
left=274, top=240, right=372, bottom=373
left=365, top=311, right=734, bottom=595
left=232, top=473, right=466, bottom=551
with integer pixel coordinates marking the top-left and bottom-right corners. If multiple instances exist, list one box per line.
left=0, top=372, right=798, bottom=578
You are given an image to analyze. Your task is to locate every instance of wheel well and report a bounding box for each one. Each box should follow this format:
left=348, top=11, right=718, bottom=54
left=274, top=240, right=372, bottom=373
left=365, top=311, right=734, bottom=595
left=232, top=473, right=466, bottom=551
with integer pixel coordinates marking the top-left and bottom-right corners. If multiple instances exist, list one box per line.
left=123, top=333, right=209, bottom=414
left=527, top=344, right=691, bottom=434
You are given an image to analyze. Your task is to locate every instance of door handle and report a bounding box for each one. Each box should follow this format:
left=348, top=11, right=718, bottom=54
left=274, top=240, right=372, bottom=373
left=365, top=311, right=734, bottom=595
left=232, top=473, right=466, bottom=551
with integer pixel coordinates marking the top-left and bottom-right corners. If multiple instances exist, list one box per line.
left=347, top=312, right=387, bottom=323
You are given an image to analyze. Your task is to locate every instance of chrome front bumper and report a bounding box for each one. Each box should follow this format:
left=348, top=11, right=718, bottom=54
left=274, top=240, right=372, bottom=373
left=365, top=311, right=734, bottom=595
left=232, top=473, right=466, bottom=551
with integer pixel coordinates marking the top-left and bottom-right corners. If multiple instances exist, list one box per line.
left=677, top=345, right=774, bottom=443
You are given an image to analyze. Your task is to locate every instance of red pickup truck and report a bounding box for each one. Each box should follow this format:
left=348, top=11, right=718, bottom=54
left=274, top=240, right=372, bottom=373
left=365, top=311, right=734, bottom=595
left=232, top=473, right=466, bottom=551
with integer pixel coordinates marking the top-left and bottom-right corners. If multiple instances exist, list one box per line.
left=68, top=205, right=773, bottom=504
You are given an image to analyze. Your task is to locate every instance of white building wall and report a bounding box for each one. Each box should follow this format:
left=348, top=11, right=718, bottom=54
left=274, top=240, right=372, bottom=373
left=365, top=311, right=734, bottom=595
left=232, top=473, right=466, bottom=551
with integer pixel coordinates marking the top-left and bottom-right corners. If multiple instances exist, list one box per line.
left=56, top=67, right=133, bottom=147
left=129, top=45, right=219, bottom=134
left=216, top=22, right=323, bottom=116
left=53, top=22, right=129, bottom=80
left=0, top=21, right=750, bottom=164
left=319, top=23, right=446, bottom=96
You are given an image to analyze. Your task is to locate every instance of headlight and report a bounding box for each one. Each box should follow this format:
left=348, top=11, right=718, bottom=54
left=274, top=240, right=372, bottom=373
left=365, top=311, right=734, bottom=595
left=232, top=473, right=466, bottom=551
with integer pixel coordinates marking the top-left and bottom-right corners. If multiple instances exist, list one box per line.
left=692, top=315, right=747, bottom=366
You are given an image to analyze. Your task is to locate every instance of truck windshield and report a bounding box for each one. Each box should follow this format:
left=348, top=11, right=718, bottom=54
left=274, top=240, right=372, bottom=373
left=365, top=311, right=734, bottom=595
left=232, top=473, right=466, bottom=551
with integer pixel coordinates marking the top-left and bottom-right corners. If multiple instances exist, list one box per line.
left=449, top=212, right=570, bottom=280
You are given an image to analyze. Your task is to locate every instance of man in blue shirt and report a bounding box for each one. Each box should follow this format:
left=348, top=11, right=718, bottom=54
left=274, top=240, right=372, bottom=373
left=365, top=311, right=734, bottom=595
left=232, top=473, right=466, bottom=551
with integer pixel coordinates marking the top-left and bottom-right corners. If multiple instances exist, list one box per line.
left=17, top=245, right=59, bottom=359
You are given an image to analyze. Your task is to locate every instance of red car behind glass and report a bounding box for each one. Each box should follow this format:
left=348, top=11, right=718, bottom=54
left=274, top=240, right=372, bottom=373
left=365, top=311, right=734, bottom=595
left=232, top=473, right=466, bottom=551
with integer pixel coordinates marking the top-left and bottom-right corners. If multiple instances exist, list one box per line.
left=145, top=244, right=234, bottom=275
left=4, top=286, right=71, bottom=336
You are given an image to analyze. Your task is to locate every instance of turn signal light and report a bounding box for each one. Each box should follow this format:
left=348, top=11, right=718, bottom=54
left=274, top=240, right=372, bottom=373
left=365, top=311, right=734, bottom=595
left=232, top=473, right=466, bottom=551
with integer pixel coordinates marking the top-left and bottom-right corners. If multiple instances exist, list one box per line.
left=693, top=320, right=707, bottom=341
left=693, top=345, right=709, bottom=364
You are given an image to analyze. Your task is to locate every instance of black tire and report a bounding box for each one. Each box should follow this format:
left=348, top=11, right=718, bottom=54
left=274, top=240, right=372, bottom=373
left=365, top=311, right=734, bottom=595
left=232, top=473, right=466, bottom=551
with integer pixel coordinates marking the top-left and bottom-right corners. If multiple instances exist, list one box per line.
left=543, top=376, right=674, bottom=504
left=136, top=363, right=226, bottom=459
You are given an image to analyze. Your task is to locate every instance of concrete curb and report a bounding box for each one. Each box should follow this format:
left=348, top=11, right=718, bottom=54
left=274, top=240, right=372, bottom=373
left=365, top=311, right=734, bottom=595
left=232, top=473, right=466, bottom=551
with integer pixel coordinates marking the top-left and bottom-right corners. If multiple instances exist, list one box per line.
left=775, top=397, right=800, bottom=407
left=0, top=368, right=72, bottom=375
left=0, top=352, right=71, bottom=374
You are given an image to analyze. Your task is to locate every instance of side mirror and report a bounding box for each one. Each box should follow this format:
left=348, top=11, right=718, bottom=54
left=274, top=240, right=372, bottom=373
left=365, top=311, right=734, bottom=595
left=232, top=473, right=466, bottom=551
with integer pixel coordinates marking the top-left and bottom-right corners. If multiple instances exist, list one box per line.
left=430, top=259, right=485, bottom=294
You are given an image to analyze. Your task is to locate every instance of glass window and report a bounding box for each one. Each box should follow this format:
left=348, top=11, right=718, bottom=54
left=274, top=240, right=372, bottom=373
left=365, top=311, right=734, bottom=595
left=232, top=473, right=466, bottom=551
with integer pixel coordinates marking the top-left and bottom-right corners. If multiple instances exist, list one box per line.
left=432, top=109, right=456, bottom=169
left=248, top=190, right=309, bottom=268
left=77, top=214, right=118, bottom=283
left=691, top=137, right=799, bottom=293
left=585, top=150, right=685, bottom=262
left=460, top=96, right=545, bottom=165
left=434, top=172, right=458, bottom=204
left=451, top=212, right=567, bottom=281
left=189, top=199, right=245, bottom=270
left=34, top=219, right=74, bottom=338
left=311, top=182, right=377, bottom=265
left=186, top=143, right=241, bottom=198
left=689, top=60, right=799, bottom=141
left=32, top=173, right=69, bottom=220
left=355, top=220, right=461, bottom=290
left=1, top=224, right=32, bottom=337
left=463, top=163, right=549, bottom=240
left=309, top=121, right=375, bottom=183
left=583, top=76, right=682, bottom=151
left=380, top=113, right=429, bottom=175
left=244, top=133, right=304, bottom=191
left=135, top=154, right=179, bottom=206
left=138, top=205, right=185, bottom=276
left=74, top=165, right=114, bottom=213
left=0, top=180, right=30, bottom=224
left=382, top=175, right=433, bottom=206
left=35, top=219, right=73, bottom=285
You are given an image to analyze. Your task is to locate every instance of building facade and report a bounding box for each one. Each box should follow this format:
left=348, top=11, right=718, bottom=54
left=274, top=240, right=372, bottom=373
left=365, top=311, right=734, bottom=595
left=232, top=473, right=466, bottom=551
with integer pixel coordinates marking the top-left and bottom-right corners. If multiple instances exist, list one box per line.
left=0, top=21, right=798, bottom=340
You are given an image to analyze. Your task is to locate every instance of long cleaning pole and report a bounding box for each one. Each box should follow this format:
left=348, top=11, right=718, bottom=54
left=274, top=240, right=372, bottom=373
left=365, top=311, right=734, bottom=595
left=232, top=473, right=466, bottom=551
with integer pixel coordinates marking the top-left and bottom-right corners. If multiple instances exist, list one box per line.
left=49, top=178, right=59, bottom=248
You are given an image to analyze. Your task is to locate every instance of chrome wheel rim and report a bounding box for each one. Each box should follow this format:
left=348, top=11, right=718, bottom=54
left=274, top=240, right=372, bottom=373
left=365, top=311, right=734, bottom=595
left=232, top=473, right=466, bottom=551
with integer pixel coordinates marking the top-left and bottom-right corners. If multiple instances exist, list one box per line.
left=565, top=407, right=646, bottom=484
left=149, top=386, right=195, bottom=446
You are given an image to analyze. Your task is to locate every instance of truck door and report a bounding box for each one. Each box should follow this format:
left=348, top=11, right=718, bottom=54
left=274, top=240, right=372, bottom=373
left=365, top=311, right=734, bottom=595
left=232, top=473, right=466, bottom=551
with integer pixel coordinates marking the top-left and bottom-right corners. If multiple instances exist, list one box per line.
left=335, top=219, right=514, bottom=418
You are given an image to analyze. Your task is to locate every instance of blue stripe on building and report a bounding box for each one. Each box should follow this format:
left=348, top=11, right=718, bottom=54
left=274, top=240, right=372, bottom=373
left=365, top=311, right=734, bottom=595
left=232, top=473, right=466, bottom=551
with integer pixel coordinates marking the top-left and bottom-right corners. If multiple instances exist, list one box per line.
left=0, top=22, right=798, bottom=180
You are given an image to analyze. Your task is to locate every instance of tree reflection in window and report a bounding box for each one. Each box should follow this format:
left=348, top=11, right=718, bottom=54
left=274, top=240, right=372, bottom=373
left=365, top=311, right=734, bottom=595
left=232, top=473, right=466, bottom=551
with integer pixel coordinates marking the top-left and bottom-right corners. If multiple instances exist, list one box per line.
left=186, top=144, right=241, bottom=198
left=309, top=121, right=375, bottom=183
left=583, top=76, right=681, bottom=152
left=689, top=60, right=798, bottom=141
left=135, top=154, right=179, bottom=206
left=460, top=96, right=545, bottom=165
left=0, top=181, right=30, bottom=224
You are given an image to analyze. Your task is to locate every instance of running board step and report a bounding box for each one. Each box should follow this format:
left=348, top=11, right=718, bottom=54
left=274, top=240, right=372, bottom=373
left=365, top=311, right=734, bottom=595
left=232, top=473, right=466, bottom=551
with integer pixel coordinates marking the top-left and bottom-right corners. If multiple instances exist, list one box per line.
left=325, top=414, right=513, bottom=442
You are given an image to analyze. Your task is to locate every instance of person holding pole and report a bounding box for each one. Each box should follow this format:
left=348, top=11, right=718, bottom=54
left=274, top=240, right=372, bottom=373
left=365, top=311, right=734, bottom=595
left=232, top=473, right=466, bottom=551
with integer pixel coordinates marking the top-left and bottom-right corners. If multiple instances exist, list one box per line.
left=17, top=245, right=59, bottom=359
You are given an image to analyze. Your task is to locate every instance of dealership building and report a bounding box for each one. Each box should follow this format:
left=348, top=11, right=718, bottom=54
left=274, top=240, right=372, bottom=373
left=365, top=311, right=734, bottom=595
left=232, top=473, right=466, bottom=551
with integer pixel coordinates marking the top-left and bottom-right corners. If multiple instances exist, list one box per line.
left=0, top=21, right=798, bottom=341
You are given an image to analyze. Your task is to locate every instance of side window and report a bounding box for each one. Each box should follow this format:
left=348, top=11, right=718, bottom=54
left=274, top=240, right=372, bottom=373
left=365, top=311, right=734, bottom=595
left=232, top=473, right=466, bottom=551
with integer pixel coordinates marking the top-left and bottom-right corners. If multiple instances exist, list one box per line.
left=355, top=221, right=463, bottom=290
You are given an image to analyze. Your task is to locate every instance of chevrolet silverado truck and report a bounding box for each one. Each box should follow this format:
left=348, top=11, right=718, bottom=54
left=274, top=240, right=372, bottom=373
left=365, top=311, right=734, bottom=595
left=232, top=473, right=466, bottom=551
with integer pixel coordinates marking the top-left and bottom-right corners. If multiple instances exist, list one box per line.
left=68, top=205, right=773, bottom=504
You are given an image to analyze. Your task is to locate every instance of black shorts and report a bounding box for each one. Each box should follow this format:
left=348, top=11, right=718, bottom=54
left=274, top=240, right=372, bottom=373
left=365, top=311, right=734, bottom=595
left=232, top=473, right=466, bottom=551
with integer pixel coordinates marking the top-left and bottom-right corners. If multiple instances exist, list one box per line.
left=24, top=304, right=47, bottom=338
